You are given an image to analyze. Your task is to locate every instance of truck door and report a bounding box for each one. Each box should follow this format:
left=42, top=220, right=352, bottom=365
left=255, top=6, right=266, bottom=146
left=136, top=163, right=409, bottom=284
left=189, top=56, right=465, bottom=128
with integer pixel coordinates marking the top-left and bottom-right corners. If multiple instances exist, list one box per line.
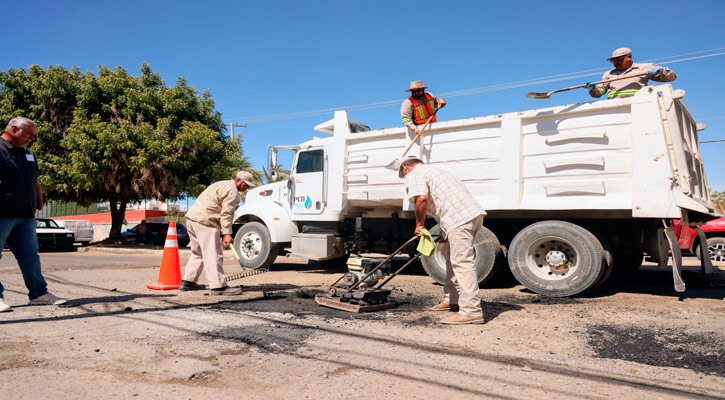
left=290, top=148, right=326, bottom=215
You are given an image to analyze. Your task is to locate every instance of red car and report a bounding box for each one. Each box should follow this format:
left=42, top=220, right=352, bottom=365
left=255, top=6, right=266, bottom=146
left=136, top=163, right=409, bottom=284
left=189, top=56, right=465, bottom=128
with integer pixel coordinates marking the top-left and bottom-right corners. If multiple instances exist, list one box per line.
left=675, top=217, right=725, bottom=261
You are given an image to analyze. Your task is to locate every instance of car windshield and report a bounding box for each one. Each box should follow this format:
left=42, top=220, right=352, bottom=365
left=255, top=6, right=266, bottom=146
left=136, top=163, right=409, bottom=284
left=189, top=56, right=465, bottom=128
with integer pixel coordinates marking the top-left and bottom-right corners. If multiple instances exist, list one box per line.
left=37, top=220, right=60, bottom=229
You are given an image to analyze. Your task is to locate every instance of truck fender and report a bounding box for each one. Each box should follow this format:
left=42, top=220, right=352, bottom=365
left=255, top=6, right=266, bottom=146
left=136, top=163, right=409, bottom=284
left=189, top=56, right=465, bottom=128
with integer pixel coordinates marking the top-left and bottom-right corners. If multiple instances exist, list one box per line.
left=233, top=202, right=298, bottom=243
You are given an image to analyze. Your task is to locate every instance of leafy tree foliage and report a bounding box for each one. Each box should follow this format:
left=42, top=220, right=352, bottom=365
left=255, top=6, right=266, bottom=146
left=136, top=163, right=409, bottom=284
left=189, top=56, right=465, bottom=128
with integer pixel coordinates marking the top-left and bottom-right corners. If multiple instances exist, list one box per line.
left=0, top=63, right=251, bottom=240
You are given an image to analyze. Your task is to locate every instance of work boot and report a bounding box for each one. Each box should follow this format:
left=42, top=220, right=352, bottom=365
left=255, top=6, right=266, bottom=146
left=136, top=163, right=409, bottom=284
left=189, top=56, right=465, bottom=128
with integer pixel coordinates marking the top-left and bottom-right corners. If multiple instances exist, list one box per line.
left=179, top=280, right=206, bottom=291
left=28, top=292, right=68, bottom=306
left=0, top=298, right=11, bottom=312
left=210, top=286, right=243, bottom=296
left=429, top=302, right=458, bottom=311
left=440, top=314, right=484, bottom=325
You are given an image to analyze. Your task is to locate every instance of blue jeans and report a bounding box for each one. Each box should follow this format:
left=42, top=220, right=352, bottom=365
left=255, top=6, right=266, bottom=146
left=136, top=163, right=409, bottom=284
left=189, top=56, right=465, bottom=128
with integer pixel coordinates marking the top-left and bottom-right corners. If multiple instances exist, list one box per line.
left=0, top=218, right=48, bottom=299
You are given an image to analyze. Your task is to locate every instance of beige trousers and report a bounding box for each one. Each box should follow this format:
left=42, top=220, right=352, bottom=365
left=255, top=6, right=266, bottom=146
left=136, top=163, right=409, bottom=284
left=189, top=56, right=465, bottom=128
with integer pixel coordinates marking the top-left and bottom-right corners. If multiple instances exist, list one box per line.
left=442, top=215, right=484, bottom=316
left=182, top=219, right=226, bottom=289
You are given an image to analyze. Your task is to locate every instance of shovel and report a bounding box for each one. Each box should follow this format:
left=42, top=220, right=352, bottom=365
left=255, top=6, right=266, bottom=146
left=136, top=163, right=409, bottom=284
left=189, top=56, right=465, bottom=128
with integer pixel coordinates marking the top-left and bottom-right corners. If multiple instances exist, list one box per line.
left=385, top=107, right=440, bottom=171
left=526, top=72, right=647, bottom=99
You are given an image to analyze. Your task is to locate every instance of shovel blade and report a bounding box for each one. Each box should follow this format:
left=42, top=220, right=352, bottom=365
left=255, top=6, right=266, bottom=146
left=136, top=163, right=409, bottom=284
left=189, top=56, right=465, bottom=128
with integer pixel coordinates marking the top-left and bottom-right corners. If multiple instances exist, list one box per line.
left=385, top=158, right=401, bottom=171
left=526, top=92, right=550, bottom=99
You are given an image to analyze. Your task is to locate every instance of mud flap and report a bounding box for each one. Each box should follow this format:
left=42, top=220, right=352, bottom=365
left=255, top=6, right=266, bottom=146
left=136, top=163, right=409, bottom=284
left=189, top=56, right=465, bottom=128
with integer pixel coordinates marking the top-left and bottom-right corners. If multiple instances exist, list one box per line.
left=662, top=222, right=686, bottom=292
left=694, top=227, right=715, bottom=276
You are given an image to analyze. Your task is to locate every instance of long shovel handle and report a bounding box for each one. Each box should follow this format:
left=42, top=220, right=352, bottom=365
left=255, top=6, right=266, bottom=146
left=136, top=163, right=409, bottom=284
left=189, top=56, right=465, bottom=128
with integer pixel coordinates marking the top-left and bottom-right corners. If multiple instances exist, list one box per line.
left=400, top=106, right=440, bottom=158
left=527, top=72, right=648, bottom=99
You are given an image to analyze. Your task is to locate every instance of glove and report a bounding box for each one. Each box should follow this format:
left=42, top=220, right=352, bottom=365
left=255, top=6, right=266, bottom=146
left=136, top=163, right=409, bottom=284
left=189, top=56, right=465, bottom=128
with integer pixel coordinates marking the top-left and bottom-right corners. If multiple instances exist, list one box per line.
left=585, top=82, right=597, bottom=91
left=416, top=229, right=436, bottom=257
left=647, top=66, right=663, bottom=79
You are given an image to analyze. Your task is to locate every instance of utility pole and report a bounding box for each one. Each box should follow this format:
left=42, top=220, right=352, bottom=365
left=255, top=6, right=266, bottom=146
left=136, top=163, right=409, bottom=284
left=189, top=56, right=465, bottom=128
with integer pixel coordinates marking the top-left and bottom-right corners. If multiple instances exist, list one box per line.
left=227, top=122, right=247, bottom=140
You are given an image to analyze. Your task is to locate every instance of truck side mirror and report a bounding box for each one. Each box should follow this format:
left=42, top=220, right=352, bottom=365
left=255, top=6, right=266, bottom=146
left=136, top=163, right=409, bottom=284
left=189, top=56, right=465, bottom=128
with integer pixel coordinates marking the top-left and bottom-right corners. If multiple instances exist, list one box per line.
left=270, top=170, right=278, bottom=181
left=271, top=148, right=278, bottom=169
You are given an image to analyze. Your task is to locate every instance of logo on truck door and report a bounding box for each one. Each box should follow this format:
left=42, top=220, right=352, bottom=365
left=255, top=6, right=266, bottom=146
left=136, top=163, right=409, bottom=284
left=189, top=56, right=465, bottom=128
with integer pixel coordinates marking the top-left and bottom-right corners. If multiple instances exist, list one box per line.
left=293, top=195, right=311, bottom=209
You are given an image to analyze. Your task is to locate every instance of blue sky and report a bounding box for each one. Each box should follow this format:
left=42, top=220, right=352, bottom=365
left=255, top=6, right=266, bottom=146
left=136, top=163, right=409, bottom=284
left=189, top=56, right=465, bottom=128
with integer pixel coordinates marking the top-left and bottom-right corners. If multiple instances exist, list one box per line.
left=3, top=0, right=725, bottom=194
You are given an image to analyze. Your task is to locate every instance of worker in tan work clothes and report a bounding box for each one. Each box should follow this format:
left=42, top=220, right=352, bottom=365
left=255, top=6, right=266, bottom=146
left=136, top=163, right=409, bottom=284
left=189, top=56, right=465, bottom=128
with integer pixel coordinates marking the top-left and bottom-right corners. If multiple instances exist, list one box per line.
left=399, top=157, right=486, bottom=325
left=401, top=80, right=446, bottom=135
left=179, top=171, right=255, bottom=295
left=587, top=47, right=677, bottom=99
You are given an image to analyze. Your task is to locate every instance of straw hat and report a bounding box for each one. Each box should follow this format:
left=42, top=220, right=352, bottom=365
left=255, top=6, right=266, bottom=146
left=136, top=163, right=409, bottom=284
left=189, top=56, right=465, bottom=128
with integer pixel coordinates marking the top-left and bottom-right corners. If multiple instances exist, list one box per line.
left=405, top=80, right=428, bottom=92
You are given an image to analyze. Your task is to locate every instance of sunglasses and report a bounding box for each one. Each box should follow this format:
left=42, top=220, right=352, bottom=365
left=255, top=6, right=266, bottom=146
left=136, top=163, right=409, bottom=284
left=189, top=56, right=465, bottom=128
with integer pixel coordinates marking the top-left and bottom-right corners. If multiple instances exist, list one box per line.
left=611, top=55, right=628, bottom=63
left=411, top=89, right=424, bottom=93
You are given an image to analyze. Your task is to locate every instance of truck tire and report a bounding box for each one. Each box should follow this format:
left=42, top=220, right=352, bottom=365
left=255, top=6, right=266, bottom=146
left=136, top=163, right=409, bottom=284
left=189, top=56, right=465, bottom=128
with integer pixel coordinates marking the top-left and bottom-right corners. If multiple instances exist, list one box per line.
left=420, top=224, right=502, bottom=285
left=508, top=221, right=604, bottom=297
left=234, top=222, right=279, bottom=270
left=695, top=237, right=725, bottom=262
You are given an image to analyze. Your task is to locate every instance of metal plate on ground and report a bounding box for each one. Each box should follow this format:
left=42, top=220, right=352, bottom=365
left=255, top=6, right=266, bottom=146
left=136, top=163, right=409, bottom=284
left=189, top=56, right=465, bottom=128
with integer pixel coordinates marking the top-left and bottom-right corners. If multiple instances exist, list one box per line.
left=314, top=293, right=396, bottom=313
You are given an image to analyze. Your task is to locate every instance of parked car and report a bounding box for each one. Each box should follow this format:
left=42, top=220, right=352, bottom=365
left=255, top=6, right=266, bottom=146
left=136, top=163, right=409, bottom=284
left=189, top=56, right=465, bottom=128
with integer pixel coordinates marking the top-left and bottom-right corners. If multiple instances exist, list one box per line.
left=55, top=220, right=94, bottom=246
left=36, top=218, right=75, bottom=251
left=675, top=217, right=725, bottom=261
left=122, top=222, right=190, bottom=247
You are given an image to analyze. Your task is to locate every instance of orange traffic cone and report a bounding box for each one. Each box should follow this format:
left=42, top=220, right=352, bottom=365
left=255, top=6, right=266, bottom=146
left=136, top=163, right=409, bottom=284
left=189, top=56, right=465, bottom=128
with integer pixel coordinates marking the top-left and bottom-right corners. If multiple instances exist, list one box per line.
left=147, top=221, right=181, bottom=290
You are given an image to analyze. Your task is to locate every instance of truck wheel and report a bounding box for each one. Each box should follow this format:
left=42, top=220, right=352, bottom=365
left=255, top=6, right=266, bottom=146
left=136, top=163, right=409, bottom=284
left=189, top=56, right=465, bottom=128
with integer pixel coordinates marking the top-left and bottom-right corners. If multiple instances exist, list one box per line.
left=234, top=222, right=279, bottom=270
left=420, top=224, right=502, bottom=285
left=508, top=221, right=604, bottom=297
left=695, top=237, right=725, bottom=262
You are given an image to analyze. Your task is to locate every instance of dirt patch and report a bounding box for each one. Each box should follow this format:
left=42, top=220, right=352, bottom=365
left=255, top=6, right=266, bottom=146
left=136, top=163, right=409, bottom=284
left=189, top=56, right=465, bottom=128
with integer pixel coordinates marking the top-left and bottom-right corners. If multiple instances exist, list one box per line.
left=587, top=324, right=725, bottom=377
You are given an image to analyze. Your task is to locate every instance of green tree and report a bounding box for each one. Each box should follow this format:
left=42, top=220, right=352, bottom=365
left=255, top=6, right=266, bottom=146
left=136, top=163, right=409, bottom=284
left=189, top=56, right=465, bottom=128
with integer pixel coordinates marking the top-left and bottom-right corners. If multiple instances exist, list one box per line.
left=0, top=64, right=252, bottom=240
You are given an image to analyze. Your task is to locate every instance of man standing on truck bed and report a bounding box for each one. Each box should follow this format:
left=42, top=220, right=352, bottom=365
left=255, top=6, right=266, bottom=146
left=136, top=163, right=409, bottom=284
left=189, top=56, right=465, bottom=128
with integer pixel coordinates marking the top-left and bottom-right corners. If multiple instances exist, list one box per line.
left=401, top=80, right=446, bottom=135
left=399, top=157, right=486, bottom=325
left=179, top=171, right=255, bottom=295
left=587, top=47, right=677, bottom=99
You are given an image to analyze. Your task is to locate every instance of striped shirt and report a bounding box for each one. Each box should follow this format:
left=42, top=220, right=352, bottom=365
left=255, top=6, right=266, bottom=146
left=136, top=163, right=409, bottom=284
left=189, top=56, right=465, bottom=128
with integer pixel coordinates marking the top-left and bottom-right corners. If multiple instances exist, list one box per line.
left=404, top=164, right=486, bottom=234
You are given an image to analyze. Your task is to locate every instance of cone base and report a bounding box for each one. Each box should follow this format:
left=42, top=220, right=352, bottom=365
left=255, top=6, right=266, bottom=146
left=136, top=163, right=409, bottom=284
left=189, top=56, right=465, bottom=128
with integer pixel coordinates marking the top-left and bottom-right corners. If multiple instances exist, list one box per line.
left=146, top=283, right=180, bottom=290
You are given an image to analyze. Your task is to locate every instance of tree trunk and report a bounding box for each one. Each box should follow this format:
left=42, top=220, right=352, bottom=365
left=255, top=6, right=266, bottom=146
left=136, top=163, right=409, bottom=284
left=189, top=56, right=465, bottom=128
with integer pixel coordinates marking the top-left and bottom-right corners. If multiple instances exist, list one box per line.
left=108, top=195, right=128, bottom=241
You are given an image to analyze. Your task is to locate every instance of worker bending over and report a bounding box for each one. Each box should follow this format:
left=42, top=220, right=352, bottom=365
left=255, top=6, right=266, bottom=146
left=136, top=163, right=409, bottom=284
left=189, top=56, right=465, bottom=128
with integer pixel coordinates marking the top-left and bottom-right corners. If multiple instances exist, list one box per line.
left=587, top=47, right=676, bottom=99
left=399, top=157, right=486, bottom=325
left=180, top=171, right=255, bottom=295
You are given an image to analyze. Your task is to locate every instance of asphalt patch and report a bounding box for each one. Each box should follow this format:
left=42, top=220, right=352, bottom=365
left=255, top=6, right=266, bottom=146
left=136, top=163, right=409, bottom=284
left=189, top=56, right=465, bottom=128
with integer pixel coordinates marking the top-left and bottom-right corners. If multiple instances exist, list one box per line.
left=209, top=287, right=440, bottom=322
left=587, top=324, right=725, bottom=376
left=201, top=324, right=314, bottom=353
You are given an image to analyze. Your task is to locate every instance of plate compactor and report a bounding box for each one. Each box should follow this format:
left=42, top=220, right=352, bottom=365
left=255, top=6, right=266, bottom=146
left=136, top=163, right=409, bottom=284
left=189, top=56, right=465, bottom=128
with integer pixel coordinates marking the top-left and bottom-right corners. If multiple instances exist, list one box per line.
left=315, top=236, right=426, bottom=313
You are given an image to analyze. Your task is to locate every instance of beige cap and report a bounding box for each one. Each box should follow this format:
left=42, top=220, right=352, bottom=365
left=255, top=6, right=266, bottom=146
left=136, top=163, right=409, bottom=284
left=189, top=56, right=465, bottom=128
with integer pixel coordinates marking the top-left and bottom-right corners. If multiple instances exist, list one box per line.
left=607, top=47, right=632, bottom=61
left=405, top=80, right=429, bottom=92
left=235, top=171, right=255, bottom=186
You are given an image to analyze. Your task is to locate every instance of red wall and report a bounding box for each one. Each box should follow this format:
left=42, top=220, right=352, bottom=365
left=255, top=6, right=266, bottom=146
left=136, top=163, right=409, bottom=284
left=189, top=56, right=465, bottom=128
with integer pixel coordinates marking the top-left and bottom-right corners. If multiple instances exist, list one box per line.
left=53, top=210, right=164, bottom=224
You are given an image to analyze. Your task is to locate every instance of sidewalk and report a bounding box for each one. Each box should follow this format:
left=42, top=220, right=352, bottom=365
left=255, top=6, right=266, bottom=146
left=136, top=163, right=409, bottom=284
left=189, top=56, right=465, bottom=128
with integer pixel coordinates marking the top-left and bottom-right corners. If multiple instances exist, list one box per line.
left=78, top=243, right=194, bottom=255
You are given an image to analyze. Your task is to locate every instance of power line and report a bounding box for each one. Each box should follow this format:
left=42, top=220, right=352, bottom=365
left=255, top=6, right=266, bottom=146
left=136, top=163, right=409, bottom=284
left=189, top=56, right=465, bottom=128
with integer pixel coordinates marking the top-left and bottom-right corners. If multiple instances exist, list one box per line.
left=701, top=139, right=725, bottom=143
left=225, top=47, right=725, bottom=124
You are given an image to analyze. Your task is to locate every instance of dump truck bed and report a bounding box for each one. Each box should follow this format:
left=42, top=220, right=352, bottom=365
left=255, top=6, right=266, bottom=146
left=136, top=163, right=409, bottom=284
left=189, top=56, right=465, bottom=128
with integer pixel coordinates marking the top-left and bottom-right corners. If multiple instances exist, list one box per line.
left=312, top=84, right=713, bottom=222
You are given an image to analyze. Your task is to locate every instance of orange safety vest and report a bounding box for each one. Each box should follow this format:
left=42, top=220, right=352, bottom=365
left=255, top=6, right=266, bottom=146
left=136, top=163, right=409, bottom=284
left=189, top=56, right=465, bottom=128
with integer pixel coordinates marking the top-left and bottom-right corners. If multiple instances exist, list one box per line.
left=409, top=93, right=437, bottom=125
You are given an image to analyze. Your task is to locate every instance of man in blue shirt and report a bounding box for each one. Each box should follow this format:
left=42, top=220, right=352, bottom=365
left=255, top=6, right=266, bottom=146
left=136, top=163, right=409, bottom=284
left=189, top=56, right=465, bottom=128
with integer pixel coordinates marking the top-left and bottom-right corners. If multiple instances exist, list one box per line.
left=0, top=117, right=67, bottom=312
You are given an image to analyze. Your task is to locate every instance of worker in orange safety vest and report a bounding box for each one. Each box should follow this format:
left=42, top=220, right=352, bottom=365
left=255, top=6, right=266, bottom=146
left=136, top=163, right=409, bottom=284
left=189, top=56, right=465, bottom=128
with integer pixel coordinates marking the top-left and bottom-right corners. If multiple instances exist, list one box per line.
left=401, top=80, right=446, bottom=136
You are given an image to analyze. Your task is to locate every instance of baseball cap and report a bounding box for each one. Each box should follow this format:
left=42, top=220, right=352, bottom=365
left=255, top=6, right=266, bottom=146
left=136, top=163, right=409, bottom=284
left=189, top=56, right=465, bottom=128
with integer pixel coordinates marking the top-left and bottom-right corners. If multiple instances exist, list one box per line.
left=235, top=171, right=255, bottom=186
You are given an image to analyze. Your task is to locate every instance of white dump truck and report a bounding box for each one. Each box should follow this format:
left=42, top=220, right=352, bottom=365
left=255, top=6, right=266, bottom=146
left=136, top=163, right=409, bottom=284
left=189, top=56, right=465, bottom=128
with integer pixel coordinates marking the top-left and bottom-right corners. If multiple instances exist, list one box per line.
left=233, top=84, right=717, bottom=297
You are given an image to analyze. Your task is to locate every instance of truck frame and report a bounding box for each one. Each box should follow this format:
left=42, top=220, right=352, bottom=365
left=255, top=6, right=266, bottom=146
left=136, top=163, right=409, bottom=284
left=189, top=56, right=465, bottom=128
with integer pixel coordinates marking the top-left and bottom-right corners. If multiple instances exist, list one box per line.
left=233, top=84, right=718, bottom=297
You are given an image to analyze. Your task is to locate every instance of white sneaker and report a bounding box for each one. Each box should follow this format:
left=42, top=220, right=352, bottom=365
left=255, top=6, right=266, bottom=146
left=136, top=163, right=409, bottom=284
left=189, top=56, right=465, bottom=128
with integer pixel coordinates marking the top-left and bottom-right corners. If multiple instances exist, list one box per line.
left=0, top=298, right=11, bottom=312
left=28, top=292, right=68, bottom=306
